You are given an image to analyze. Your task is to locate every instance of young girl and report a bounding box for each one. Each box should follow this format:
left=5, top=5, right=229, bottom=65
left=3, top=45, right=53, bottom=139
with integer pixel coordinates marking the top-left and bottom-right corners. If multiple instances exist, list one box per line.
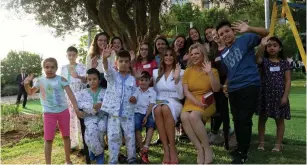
left=171, top=35, right=188, bottom=69
left=256, top=36, right=291, bottom=152
left=61, top=46, right=86, bottom=152
left=133, top=42, right=157, bottom=85
left=154, top=35, right=169, bottom=67
left=186, top=27, right=203, bottom=49
left=24, top=57, right=82, bottom=164
left=76, top=68, right=107, bottom=164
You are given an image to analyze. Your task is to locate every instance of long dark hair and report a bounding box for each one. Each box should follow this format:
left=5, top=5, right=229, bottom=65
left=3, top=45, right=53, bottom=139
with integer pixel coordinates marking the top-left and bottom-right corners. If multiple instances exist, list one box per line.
left=156, top=48, right=178, bottom=83
left=186, top=27, right=203, bottom=49
left=89, top=32, right=109, bottom=58
left=204, top=26, right=213, bottom=44
left=136, top=42, right=154, bottom=62
left=110, top=36, right=124, bottom=52
left=171, top=35, right=187, bottom=56
left=264, top=36, right=284, bottom=59
left=154, top=35, right=169, bottom=56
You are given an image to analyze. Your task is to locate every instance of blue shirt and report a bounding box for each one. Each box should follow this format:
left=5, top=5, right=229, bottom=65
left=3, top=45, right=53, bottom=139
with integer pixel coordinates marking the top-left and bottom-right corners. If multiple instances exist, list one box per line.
left=221, top=33, right=261, bottom=92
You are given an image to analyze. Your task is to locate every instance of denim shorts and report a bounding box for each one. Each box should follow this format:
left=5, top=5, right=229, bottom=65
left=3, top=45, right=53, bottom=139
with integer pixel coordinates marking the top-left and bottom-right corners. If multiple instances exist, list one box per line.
left=134, top=113, right=155, bottom=131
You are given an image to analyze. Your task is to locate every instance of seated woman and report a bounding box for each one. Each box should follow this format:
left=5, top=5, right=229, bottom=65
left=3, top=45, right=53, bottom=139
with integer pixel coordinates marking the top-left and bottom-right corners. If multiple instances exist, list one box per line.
left=152, top=48, right=184, bottom=164
left=181, top=43, right=220, bottom=164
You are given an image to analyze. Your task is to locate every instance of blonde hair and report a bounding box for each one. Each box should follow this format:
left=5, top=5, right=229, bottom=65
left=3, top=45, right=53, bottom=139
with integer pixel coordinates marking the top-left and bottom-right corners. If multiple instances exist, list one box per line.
left=187, top=43, right=209, bottom=67
left=42, top=57, right=58, bottom=69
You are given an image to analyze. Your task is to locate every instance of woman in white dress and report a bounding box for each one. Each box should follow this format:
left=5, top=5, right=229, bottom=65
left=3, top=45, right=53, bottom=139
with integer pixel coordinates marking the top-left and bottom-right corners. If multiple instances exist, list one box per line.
left=61, top=46, right=87, bottom=150
left=152, top=48, right=184, bottom=164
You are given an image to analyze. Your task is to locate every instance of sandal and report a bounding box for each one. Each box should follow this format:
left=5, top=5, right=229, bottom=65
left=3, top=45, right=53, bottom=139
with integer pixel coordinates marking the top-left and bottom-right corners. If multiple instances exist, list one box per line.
left=257, top=142, right=265, bottom=151
left=272, top=144, right=283, bottom=152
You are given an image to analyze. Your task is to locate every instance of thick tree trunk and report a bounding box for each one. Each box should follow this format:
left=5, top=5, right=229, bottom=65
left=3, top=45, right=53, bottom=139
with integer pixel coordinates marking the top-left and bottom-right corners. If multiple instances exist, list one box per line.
left=84, top=0, right=163, bottom=51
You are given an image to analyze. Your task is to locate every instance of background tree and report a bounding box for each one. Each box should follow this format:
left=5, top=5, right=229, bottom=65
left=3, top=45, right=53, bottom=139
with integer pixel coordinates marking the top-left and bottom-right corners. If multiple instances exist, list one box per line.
left=1, top=51, right=42, bottom=95
left=6, top=0, right=167, bottom=50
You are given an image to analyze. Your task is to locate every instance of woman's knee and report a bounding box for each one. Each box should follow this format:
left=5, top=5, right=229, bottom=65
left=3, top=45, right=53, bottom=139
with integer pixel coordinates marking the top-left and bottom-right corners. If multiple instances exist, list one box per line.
left=180, top=112, right=190, bottom=123
left=161, top=105, right=172, bottom=117
left=188, top=111, right=202, bottom=123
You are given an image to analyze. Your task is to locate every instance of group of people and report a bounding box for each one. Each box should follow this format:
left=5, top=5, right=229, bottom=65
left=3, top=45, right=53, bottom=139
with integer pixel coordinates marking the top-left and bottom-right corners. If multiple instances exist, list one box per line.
left=22, top=19, right=292, bottom=164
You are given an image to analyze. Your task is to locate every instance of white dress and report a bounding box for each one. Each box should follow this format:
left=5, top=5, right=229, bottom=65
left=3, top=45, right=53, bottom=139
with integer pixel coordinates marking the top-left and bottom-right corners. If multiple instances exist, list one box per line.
left=60, top=63, right=86, bottom=149
left=152, top=69, right=185, bottom=123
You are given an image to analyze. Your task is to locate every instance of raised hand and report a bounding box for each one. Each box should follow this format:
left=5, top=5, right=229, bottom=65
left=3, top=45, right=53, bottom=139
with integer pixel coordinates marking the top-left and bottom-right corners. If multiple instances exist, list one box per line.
left=24, top=73, right=34, bottom=85
left=135, top=69, right=143, bottom=79
left=260, top=36, right=269, bottom=46
left=232, top=20, right=250, bottom=33
left=69, top=66, right=78, bottom=78
left=129, top=50, right=136, bottom=61
left=92, top=56, right=98, bottom=68
left=183, top=53, right=189, bottom=61
left=173, top=63, right=181, bottom=80
left=102, top=44, right=113, bottom=59
left=201, top=61, right=212, bottom=73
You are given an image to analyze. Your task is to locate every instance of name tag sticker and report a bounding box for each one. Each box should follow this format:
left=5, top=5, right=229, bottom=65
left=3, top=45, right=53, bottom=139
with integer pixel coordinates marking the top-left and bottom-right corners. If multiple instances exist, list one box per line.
left=221, top=49, right=229, bottom=58
left=270, top=66, right=280, bottom=72
left=215, top=56, right=221, bottom=62
left=143, top=64, right=151, bottom=69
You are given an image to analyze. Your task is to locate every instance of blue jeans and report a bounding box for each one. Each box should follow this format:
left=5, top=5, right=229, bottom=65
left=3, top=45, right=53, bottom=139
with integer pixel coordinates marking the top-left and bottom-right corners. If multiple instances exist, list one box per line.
left=134, top=113, right=155, bottom=131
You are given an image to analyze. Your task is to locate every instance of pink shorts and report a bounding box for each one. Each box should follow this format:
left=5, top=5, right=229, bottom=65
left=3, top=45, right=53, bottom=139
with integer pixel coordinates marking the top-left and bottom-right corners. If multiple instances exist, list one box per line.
left=43, top=109, right=70, bottom=140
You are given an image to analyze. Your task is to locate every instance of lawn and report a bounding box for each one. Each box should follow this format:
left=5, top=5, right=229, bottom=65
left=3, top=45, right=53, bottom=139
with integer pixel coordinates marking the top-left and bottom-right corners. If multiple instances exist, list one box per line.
left=1, top=81, right=306, bottom=164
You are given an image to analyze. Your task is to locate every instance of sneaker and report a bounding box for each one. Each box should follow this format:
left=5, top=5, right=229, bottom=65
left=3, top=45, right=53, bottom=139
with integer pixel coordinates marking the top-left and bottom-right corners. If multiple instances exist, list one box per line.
left=140, top=148, right=150, bottom=164
left=229, top=150, right=248, bottom=164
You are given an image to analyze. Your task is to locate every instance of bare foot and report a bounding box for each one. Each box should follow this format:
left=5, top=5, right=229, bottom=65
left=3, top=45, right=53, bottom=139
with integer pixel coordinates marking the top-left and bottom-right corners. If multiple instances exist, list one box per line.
left=197, top=149, right=205, bottom=164
left=162, top=151, right=170, bottom=164
left=204, top=147, right=213, bottom=164
left=170, top=147, right=179, bottom=163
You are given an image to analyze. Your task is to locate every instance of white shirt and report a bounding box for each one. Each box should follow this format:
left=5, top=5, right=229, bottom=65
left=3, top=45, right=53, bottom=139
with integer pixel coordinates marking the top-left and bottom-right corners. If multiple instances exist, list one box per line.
left=135, top=87, right=156, bottom=115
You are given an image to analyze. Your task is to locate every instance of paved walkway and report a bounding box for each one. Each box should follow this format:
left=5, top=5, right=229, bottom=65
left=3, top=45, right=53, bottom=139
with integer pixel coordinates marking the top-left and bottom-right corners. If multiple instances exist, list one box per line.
left=1, top=93, right=39, bottom=104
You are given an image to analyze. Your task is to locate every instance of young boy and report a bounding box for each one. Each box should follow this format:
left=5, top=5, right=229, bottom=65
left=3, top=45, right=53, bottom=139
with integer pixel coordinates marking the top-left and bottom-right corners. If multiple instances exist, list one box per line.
left=101, top=45, right=137, bottom=164
left=134, top=71, right=156, bottom=163
left=76, top=68, right=107, bottom=164
left=216, top=20, right=269, bottom=163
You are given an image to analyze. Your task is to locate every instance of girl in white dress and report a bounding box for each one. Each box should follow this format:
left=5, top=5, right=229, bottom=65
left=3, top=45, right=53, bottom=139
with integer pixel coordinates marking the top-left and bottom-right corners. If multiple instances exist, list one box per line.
left=152, top=48, right=184, bottom=164
left=60, top=46, right=86, bottom=150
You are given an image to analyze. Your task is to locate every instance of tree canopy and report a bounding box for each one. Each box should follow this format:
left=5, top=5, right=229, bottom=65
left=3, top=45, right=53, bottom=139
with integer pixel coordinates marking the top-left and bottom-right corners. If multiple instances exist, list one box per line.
left=6, top=0, right=166, bottom=50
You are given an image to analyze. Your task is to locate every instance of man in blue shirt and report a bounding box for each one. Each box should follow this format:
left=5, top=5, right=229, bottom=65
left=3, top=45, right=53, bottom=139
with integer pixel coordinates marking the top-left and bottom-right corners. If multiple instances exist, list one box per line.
left=217, top=20, right=269, bottom=164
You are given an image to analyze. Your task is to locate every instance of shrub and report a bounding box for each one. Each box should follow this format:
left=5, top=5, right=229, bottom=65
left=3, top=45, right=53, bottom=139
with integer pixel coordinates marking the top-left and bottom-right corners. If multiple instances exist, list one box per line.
left=1, top=85, right=19, bottom=96
left=1, top=104, right=21, bottom=116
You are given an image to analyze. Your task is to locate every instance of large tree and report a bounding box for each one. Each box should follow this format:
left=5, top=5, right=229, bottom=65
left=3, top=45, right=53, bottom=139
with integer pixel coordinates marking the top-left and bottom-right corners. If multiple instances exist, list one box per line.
left=6, top=0, right=166, bottom=50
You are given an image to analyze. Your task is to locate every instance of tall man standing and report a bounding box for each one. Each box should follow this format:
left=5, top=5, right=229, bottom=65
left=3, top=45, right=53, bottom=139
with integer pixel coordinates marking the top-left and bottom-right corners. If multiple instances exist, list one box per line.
left=16, top=67, right=28, bottom=108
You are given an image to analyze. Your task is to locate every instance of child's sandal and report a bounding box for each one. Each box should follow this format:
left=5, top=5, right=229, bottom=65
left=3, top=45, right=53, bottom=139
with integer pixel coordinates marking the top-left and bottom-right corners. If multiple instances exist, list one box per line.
left=272, top=143, right=283, bottom=152
left=257, top=142, right=265, bottom=151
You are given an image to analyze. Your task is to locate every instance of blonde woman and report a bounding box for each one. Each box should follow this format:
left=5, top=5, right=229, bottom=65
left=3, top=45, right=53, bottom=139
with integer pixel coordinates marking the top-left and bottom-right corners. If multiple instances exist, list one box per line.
left=181, top=43, right=220, bottom=164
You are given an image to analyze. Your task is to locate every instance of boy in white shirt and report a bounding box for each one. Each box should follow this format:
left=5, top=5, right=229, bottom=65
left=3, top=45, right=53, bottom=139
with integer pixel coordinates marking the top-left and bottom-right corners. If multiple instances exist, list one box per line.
left=134, top=71, right=156, bottom=163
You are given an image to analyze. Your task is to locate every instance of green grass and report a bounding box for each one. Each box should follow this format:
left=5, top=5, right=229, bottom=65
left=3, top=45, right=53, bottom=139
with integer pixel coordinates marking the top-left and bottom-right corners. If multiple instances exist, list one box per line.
left=22, top=100, right=42, bottom=114
left=1, top=85, right=306, bottom=164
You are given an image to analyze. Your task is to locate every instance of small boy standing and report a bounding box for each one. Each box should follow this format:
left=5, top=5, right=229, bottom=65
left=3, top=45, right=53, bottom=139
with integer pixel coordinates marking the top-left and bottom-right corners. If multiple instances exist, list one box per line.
left=76, top=68, right=107, bottom=164
left=134, top=71, right=156, bottom=163
left=101, top=45, right=137, bottom=164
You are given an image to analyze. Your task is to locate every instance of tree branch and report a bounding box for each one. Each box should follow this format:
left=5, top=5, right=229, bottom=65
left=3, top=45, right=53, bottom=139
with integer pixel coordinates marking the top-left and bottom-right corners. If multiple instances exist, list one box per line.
left=147, top=0, right=162, bottom=43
